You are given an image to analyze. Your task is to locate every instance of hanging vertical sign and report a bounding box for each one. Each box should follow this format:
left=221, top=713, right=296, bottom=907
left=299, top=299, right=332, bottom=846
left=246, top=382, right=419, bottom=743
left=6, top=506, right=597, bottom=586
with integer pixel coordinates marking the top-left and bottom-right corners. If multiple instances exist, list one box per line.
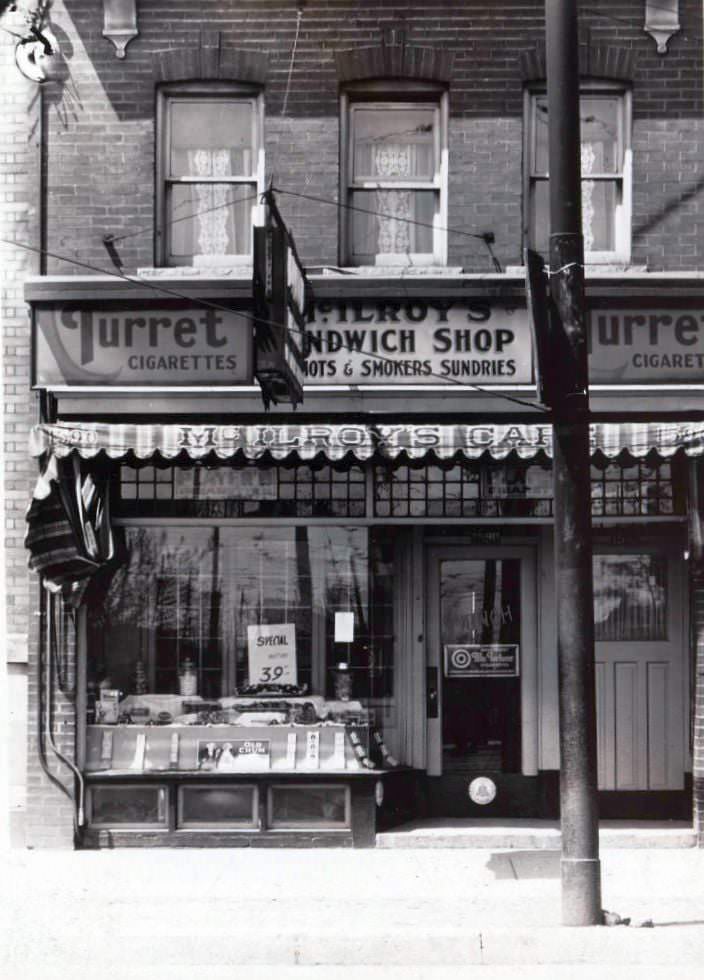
left=252, top=191, right=310, bottom=408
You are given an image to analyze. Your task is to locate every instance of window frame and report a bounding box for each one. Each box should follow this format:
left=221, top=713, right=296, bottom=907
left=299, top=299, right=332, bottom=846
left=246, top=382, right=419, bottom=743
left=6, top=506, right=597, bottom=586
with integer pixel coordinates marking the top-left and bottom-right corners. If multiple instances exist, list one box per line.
left=524, top=81, right=632, bottom=265
left=340, top=81, right=449, bottom=268
left=155, top=82, right=265, bottom=268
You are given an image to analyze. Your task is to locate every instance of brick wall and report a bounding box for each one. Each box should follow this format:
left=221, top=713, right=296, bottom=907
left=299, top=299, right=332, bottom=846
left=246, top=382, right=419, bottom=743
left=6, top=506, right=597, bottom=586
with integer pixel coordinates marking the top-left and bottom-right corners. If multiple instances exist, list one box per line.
left=28, top=0, right=704, bottom=274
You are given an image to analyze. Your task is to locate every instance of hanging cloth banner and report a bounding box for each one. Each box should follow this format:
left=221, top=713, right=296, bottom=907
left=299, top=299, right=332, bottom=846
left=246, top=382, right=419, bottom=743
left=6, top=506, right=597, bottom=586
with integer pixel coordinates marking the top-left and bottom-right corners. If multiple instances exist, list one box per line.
left=25, top=453, right=116, bottom=604
left=28, top=420, right=704, bottom=463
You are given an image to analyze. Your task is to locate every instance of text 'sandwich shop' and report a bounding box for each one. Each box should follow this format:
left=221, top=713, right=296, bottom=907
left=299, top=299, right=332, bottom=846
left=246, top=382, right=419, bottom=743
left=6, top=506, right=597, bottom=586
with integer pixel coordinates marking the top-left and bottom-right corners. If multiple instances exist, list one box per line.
left=26, top=277, right=704, bottom=846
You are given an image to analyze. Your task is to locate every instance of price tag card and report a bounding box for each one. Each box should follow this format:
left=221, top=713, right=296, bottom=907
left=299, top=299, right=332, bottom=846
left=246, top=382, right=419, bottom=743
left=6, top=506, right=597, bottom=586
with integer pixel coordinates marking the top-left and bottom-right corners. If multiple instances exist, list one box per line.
left=100, top=730, right=113, bottom=765
left=129, top=732, right=147, bottom=771
left=282, top=732, right=297, bottom=770
left=247, top=623, right=297, bottom=685
left=327, top=730, right=346, bottom=770
left=303, top=730, right=320, bottom=769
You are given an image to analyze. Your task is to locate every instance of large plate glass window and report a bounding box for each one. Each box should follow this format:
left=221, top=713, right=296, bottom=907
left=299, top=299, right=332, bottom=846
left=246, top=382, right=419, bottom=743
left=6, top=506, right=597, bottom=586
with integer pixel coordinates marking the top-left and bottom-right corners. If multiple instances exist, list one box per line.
left=526, top=85, right=631, bottom=263
left=342, top=86, right=448, bottom=266
left=157, top=85, right=263, bottom=266
left=86, top=525, right=398, bottom=751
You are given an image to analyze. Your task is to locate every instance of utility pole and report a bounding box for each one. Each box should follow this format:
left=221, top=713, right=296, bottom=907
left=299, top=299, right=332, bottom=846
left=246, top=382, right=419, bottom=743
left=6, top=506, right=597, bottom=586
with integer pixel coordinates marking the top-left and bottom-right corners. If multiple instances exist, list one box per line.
left=545, top=0, right=602, bottom=925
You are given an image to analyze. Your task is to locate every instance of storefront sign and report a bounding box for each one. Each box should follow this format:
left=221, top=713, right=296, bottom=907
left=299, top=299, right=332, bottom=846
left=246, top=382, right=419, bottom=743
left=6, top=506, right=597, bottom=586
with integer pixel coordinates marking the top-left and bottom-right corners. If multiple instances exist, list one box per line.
left=444, top=644, right=520, bottom=677
left=247, top=623, right=297, bottom=685
left=33, top=305, right=252, bottom=387
left=303, top=300, right=532, bottom=386
left=589, top=309, right=704, bottom=383
left=197, top=739, right=270, bottom=771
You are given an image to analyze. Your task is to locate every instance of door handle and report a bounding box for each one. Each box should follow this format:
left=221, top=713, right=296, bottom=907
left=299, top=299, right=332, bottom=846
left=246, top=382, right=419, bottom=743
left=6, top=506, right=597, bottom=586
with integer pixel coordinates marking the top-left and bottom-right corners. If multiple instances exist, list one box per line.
left=426, top=666, right=439, bottom=718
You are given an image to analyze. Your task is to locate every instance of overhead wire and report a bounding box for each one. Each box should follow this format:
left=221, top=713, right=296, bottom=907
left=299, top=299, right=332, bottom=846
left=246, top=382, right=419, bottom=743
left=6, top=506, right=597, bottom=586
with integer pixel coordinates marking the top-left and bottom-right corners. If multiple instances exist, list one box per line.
left=105, top=189, right=262, bottom=246
left=1, top=234, right=547, bottom=412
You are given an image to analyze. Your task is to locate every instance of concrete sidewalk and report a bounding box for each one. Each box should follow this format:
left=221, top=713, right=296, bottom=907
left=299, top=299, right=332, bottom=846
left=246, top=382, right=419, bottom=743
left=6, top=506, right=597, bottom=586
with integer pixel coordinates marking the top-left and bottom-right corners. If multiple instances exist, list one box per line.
left=2, top=846, right=703, bottom=975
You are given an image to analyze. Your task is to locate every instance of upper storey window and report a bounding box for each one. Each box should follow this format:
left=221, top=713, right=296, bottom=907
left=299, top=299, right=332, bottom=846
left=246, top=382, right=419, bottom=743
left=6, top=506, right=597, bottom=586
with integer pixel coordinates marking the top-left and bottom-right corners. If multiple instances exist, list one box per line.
left=341, top=85, right=448, bottom=267
left=156, top=85, right=264, bottom=267
left=526, top=85, right=631, bottom=263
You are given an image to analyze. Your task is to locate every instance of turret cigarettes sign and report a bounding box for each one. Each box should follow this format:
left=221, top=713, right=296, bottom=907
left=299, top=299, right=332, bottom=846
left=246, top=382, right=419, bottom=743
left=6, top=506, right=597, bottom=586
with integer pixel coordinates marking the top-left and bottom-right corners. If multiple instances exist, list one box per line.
left=589, top=309, right=704, bottom=383
left=33, top=304, right=252, bottom=387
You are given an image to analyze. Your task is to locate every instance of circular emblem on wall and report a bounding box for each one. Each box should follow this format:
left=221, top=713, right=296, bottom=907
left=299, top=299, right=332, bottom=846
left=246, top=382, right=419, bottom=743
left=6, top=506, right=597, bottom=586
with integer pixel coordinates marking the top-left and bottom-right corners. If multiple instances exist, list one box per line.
left=468, top=776, right=497, bottom=806
left=375, top=780, right=384, bottom=807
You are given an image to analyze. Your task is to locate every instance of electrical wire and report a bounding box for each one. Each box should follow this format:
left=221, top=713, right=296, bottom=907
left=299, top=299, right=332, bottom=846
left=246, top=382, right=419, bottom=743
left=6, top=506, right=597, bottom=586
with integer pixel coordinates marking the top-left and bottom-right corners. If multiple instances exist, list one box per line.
left=0, top=233, right=547, bottom=412
left=281, top=6, right=303, bottom=117
left=106, top=190, right=262, bottom=246
left=270, top=185, right=501, bottom=271
left=270, top=185, right=494, bottom=243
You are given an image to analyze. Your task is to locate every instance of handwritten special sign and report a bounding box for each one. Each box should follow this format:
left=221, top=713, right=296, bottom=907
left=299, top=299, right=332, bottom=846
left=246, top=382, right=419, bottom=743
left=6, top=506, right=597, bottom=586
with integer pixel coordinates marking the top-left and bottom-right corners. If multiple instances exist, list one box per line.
left=247, top=623, right=297, bottom=685
left=302, top=300, right=532, bottom=386
left=33, top=304, right=252, bottom=387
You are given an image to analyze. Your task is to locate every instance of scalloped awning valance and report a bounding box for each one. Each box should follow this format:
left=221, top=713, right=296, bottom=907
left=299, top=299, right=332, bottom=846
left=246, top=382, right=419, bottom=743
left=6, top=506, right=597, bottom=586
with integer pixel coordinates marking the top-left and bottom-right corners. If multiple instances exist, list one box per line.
left=28, top=421, right=704, bottom=463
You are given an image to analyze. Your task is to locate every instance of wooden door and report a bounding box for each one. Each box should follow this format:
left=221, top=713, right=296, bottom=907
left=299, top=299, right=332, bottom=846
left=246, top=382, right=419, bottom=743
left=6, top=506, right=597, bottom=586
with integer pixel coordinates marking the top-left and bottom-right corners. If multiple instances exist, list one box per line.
left=594, top=551, right=686, bottom=791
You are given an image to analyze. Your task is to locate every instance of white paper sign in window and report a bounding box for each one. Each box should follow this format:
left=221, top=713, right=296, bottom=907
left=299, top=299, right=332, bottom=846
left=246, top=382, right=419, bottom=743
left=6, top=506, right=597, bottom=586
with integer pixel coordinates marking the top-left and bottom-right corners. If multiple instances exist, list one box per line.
left=247, top=623, right=298, bottom=685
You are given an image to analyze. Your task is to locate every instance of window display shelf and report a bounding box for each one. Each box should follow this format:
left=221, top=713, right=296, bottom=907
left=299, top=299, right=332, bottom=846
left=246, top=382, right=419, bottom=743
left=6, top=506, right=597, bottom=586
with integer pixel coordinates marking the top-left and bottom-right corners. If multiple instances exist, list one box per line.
left=85, top=720, right=373, bottom=774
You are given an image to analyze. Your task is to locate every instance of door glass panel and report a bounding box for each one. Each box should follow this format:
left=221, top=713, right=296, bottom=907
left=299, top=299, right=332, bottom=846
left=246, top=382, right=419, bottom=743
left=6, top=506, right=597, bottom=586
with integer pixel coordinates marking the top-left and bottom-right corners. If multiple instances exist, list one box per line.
left=439, top=559, right=521, bottom=773
left=593, top=554, right=667, bottom=641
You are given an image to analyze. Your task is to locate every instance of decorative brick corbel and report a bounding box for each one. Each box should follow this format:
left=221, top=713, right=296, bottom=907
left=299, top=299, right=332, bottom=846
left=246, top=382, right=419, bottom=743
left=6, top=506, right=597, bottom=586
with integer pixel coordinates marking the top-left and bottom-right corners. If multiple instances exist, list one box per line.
left=103, top=0, right=138, bottom=60
left=644, top=0, right=680, bottom=55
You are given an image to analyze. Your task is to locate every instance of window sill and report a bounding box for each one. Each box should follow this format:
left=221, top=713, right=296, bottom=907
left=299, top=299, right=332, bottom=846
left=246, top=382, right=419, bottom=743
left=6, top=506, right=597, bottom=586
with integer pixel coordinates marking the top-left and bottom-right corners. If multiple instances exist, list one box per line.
left=137, top=265, right=253, bottom=279
left=326, top=265, right=462, bottom=277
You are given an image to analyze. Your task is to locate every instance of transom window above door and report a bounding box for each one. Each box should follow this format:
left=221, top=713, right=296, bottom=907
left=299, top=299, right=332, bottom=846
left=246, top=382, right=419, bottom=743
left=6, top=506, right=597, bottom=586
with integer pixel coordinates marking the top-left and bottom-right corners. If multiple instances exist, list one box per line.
left=156, top=85, right=264, bottom=267
left=341, top=85, right=448, bottom=267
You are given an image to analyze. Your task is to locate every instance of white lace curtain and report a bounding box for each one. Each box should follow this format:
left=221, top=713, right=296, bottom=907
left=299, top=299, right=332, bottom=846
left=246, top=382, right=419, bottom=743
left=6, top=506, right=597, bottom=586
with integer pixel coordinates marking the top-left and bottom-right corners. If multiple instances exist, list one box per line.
left=170, top=148, right=244, bottom=259
left=354, top=140, right=433, bottom=257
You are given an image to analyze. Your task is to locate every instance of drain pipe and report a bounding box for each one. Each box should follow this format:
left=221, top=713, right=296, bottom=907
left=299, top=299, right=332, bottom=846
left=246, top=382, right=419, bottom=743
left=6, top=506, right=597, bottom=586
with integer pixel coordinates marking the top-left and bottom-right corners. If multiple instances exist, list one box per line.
left=45, top=590, right=85, bottom=829
left=36, top=582, right=77, bottom=833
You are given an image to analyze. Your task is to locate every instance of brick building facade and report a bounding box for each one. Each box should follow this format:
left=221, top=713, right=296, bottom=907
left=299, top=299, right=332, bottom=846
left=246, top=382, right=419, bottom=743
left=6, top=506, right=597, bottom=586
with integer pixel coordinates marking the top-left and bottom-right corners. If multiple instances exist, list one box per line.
left=3, top=0, right=704, bottom=848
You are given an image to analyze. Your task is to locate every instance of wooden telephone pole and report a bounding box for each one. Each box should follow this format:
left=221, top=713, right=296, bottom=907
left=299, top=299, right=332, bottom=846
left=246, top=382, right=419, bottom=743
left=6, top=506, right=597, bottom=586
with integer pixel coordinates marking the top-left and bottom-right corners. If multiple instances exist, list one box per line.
left=545, top=0, right=602, bottom=925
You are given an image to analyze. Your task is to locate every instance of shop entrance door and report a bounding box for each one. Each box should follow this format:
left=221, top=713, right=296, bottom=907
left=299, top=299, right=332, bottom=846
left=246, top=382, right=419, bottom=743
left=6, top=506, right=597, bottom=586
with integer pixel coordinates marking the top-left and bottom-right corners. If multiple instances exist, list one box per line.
left=593, top=551, right=686, bottom=791
left=426, top=547, right=537, bottom=813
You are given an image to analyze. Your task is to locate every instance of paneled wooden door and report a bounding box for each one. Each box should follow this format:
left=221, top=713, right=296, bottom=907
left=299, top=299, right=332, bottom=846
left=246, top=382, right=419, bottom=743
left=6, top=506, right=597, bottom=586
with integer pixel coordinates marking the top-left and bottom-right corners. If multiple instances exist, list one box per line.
left=593, top=551, right=686, bottom=791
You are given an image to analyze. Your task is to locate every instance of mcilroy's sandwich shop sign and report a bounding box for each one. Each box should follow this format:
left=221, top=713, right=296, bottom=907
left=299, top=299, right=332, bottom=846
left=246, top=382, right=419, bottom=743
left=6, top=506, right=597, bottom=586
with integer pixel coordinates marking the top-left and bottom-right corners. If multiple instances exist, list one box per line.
left=31, top=299, right=704, bottom=389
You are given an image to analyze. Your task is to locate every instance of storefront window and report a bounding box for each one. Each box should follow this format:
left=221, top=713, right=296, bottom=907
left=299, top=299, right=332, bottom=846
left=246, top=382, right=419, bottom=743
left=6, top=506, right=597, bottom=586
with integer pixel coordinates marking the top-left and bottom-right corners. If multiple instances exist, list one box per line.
left=593, top=553, right=667, bottom=641
left=118, top=463, right=367, bottom=518
left=374, top=457, right=680, bottom=519
left=88, top=525, right=395, bottom=706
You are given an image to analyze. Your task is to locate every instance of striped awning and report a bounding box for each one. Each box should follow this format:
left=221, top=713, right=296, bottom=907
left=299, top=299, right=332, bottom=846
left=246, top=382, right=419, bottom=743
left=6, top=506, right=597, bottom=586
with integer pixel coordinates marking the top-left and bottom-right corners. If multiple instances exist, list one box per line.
left=29, top=420, right=704, bottom=462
